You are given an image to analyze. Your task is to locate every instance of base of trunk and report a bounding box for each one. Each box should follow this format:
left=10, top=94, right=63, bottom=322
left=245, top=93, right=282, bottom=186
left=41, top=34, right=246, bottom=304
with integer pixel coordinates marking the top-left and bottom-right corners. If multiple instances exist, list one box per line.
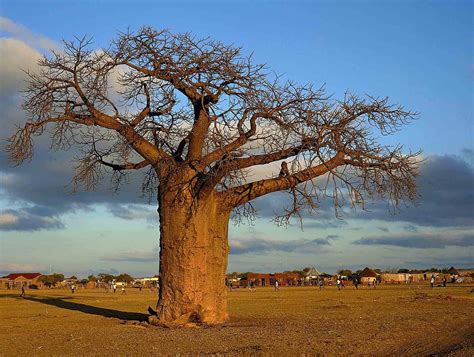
left=147, top=306, right=228, bottom=328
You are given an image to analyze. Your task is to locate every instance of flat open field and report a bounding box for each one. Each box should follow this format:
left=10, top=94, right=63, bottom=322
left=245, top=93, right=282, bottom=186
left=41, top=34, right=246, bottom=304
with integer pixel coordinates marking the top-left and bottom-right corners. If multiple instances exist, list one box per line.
left=1, top=284, right=473, bottom=356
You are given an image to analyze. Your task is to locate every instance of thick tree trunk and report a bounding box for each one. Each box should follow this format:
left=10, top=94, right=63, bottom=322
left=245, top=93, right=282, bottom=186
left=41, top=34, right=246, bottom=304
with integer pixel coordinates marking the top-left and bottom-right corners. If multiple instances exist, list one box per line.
left=151, top=187, right=230, bottom=327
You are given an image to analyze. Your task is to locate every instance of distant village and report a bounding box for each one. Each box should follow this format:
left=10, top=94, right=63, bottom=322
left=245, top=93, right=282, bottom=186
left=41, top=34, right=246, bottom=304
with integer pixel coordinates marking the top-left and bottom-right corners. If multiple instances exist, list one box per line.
left=1, top=266, right=473, bottom=291
left=226, top=266, right=474, bottom=288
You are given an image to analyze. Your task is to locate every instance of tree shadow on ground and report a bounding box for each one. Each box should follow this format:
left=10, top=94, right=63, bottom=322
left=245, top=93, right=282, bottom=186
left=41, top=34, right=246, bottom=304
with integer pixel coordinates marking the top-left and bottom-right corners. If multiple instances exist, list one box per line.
left=0, top=294, right=148, bottom=321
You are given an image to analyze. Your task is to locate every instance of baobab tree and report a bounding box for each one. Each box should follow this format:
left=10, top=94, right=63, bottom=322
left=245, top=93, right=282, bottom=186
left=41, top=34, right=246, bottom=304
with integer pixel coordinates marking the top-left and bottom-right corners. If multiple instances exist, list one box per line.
left=8, top=27, right=419, bottom=326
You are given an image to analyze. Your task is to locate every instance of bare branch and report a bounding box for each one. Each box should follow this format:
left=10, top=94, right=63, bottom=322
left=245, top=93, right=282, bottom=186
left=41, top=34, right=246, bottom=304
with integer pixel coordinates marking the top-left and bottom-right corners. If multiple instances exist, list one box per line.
left=97, top=158, right=150, bottom=171
left=222, top=152, right=345, bottom=207
left=8, top=27, right=419, bottom=224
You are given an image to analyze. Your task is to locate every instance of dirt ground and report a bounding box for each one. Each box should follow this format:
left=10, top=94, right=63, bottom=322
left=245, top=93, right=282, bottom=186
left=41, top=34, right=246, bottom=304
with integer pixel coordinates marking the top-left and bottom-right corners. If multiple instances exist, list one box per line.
left=0, top=284, right=473, bottom=356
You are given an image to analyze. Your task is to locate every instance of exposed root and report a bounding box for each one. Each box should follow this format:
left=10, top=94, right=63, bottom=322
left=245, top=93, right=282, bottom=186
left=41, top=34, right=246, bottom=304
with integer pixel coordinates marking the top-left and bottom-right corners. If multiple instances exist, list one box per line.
left=147, top=308, right=206, bottom=328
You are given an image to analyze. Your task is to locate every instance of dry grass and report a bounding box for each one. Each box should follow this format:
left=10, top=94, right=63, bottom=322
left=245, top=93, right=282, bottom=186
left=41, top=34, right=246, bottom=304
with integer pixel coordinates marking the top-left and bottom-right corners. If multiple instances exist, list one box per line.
left=1, top=284, right=473, bottom=356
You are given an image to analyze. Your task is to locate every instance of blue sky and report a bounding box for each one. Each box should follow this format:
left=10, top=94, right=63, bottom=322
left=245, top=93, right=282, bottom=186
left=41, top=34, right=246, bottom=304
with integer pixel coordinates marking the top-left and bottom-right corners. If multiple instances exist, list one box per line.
left=0, top=1, right=472, bottom=277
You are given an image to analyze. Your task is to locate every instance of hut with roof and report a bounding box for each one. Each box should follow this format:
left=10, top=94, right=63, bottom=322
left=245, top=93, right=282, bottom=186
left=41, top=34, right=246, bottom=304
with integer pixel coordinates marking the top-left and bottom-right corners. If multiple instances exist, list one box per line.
left=304, top=267, right=322, bottom=285
left=245, top=272, right=303, bottom=287
left=359, top=267, right=378, bottom=285
left=275, top=272, right=301, bottom=286
left=447, top=266, right=458, bottom=276
left=0, top=273, right=44, bottom=289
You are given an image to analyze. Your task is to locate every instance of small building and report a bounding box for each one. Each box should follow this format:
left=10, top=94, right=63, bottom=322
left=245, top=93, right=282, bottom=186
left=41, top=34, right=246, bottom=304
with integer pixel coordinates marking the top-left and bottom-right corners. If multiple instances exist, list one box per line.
left=275, top=272, right=300, bottom=286
left=58, top=277, right=79, bottom=288
left=359, top=267, right=378, bottom=285
left=409, top=273, right=425, bottom=282
left=133, top=276, right=159, bottom=288
left=245, top=272, right=302, bottom=287
left=447, top=266, right=460, bottom=282
left=381, top=273, right=422, bottom=284
left=246, top=273, right=271, bottom=286
left=85, top=281, right=97, bottom=289
left=0, top=273, right=44, bottom=289
left=319, top=273, right=333, bottom=283
left=304, top=267, right=322, bottom=285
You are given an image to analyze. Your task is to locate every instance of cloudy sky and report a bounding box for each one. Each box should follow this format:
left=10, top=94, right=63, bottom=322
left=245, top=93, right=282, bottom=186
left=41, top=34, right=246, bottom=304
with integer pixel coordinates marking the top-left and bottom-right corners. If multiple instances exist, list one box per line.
left=0, top=1, right=472, bottom=277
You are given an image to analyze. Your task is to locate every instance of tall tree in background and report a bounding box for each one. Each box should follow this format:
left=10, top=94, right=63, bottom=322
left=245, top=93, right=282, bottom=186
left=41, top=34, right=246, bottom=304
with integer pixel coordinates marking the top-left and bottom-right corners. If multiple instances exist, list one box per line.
left=8, top=28, right=419, bottom=326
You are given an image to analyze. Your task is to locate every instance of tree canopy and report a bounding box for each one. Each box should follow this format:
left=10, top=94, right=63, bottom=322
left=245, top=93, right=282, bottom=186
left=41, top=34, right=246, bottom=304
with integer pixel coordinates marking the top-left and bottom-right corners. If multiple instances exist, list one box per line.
left=115, top=273, right=134, bottom=283
left=338, top=269, right=353, bottom=276
left=38, top=273, right=65, bottom=286
left=97, top=273, right=115, bottom=283
left=8, top=27, right=419, bottom=224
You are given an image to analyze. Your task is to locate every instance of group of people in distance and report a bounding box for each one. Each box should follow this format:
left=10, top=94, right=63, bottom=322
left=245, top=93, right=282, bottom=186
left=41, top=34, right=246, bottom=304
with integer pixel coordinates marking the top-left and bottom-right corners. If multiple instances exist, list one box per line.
left=430, top=274, right=448, bottom=288
left=105, top=281, right=127, bottom=294
left=262, top=275, right=450, bottom=291
left=335, top=277, right=366, bottom=290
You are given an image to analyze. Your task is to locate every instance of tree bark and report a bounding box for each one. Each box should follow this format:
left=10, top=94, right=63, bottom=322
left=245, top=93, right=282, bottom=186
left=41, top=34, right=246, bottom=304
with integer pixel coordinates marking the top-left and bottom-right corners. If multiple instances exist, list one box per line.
left=152, top=186, right=230, bottom=327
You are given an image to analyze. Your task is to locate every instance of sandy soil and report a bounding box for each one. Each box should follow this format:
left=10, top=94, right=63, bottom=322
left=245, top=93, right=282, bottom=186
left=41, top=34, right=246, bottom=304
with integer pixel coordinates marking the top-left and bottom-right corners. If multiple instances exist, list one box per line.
left=0, top=284, right=473, bottom=356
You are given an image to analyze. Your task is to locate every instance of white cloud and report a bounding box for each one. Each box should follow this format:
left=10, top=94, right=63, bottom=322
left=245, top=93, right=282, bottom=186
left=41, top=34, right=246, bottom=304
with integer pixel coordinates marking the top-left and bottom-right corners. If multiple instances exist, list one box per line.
left=0, top=208, right=64, bottom=231
left=107, top=204, right=158, bottom=222
left=0, top=38, right=41, bottom=95
left=0, top=16, right=59, bottom=52
left=230, top=236, right=333, bottom=255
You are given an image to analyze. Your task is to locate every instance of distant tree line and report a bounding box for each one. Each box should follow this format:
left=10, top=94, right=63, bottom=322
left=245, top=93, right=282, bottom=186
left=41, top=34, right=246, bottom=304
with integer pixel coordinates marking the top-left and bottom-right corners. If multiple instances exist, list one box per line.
left=38, top=273, right=65, bottom=287
left=88, top=273, right=135, bottom=284
left=38, top=273, right=135, bottom=287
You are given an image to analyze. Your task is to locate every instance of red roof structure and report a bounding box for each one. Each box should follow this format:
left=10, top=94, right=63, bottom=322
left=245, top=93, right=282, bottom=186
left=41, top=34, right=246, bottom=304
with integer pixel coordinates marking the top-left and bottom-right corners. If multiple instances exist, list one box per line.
left=2, top=273, right=42, bottom=280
